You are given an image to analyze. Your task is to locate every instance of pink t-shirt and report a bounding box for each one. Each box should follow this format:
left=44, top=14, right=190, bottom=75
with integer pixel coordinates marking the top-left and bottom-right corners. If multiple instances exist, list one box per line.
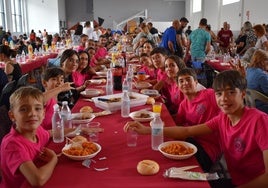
left=72, top=71, right=86, bottom=87
left=206, top=107, right=268, bottom=186
left=177, top=89, right=222, bottom=162
left=0, top=126, right=50, bottom=188
left=161, top=79, right=184, bottom=115
left=94, top=47, right=108, bottom=60
left=41, top=98, right=57, bottom=130
left=156, top=68, right=167, bottom=81
left=140, top=66, right=157, bottom=79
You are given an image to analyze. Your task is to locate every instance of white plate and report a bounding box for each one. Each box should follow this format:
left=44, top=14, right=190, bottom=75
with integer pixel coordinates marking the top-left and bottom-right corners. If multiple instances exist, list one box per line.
left=62, top=142, right=101, bottom=161
left=89, top=79, right=103, bottom=84
left=91, top=92, right=148, bottom=111
left=96, top=71, right=107, bottom=77
left=158, top=141, right=197, bottom=160
left=71, top=113, right=95, bottom=124
left=81, top=89, right=101, bottom=98
left=134, top=82, right=152, bottom=89
left=129, top=110, right=155, bottom=122
left=140, top=89, right=159, bottom=96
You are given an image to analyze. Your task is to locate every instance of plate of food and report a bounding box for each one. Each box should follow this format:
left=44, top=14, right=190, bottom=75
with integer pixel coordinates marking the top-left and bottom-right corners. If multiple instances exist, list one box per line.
left=134, top=82, right=152, bottom=89
left=81, top=89, right=101, bottom=98
left=158, top=141, right=197, bottom=160
left=71, top=112, right=95, bottom=124
left=129, top=110, right=155, bottom=122
left=140, top=89, right=161, bottom=98
left=62, top=136, right=101, bottom=161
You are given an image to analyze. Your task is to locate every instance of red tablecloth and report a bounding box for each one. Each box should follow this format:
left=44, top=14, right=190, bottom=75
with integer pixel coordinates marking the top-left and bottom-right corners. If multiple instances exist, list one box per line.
left=20, top=53, right=58, bottom=74
left=42, top=93, right=210, bottom=187
left=205, top=59, right=232, bottom=72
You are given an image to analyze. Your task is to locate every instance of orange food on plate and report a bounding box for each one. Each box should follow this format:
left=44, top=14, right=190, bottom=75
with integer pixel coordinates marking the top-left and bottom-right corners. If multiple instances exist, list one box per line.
left=63, top=141, right=98, bottom=156
left=161, top=143, right=194, bottom=155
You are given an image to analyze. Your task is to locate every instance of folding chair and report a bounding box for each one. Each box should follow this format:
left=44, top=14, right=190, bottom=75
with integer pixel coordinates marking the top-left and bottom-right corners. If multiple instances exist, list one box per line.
left=245, top=89, right=268, bottom=107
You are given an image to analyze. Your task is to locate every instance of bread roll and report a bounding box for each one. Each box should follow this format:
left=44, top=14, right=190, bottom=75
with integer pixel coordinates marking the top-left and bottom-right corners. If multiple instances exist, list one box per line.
left=80, top=106, right=93, bottom=113
left=137, top=160, right=160, bottom=175
left=71, top=135, right=88, bottom=143
left=146, top=97, right=155, bottom=105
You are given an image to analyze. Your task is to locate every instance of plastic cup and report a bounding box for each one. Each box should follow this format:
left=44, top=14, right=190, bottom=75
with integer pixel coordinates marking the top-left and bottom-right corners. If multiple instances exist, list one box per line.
left=127, top=130, right=138, bottom=147
left=84, top=122, right=100, bottom=142
left=152, top=102, right=162, bottom=114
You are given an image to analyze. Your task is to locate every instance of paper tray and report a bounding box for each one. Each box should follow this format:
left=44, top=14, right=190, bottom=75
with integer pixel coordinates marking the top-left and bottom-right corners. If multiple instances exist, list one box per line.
left=91, top=92, right=148, bottom=111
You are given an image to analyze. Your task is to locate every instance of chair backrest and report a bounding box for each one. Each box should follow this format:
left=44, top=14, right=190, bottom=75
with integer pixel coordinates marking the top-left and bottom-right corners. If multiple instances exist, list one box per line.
left=0, top=80, right=17, bottom=109
left=16, top=73, right=29, bottom=89
left=245, top=89, right=268, bottom=107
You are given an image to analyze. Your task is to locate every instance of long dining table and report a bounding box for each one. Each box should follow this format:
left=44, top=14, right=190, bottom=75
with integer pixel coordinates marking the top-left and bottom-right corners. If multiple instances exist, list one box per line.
left=41, top=83, right=211, bottom=187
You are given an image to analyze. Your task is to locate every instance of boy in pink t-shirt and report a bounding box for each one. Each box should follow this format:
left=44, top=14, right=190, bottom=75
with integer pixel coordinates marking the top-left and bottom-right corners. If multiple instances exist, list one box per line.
left=124, top=70, right=268, bottom=187
left=0, top=87, right=57, bottom=187
left=41, top=67, right=73, bottom=130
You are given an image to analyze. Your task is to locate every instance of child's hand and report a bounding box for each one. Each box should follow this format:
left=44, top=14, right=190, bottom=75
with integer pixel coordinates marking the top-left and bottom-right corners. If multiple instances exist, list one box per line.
left=60, top=82, right=74, bottom=92
left=39, top=147, right=58, bottom=163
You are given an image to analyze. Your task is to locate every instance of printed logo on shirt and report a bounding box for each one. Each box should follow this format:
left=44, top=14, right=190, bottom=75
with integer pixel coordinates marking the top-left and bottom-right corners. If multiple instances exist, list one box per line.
left=196, top=103, right=206, bottom=115
left=234, top=137, right=245, bottom=152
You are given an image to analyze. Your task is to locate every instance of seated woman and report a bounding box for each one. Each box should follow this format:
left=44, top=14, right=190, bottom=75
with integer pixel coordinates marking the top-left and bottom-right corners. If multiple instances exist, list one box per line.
left=74, top=51, right=96, bottom=84
left=58, top=49, right=89, bottom=107
left=0, top=45, right=22, bottom=82
left=246, top=49, right=268, bottom=113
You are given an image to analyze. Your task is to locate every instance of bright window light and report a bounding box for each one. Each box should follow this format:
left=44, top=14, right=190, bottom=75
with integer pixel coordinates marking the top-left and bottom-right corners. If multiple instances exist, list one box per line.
left=193, top=0, right=201, bottom=13
left=222, top=0, right=240, bottom=6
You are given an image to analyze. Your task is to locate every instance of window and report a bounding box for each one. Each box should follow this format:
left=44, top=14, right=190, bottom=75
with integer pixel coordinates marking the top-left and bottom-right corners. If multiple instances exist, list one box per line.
left=222, top=0, right=240, bottom=6
left=0, top=0, right=5, bottom=29
left=193, top=0, right=202, bottom=13
left=11, top=0, right=23, bottom=32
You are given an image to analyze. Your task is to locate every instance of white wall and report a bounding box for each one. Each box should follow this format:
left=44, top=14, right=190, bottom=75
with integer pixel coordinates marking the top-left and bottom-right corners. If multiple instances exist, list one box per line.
left=186, top=0, right=268, bottom=36
left=27, top=0, right=60, bottom=34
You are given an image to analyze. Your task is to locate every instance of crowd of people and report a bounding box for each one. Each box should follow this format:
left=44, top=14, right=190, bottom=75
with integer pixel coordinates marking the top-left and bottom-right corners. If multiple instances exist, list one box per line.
left=0, top=17, right=268, bottom=188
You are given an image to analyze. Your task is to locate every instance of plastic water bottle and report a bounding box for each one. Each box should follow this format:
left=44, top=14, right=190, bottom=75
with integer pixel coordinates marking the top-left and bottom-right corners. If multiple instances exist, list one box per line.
left=121, top=91, right=130, bottom=117
left=61, top=101, right=72, bottom=129
left=21, top=51, right=26, bottom=62
left=151, top=114, right=164, bottom=150
left=52, top=104, right=64, bottom=143
left=106, top=68, right=113, bottom=95
left=122, top=78, right=129, bottom=92
left=126, top=70, right=133, bottom=92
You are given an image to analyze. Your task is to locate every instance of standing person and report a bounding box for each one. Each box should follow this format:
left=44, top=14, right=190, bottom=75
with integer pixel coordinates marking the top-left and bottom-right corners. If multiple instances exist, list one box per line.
left=241, top=21, right=257, bottom=55
left=82, top=21, right=93, bottom=40
left=185, top=25, right=192, bottom=37
left=0, top=86, right=58, bottom=187
left=176, top=17, right=189, bottom=58
left=124, top=70, right=268, bottom=187
left=147, top=22, right=159, bottom=45
left=159, top=20, right=180, bottom=55
left=217, top=22, right=233, bottom=53
left=186, top=18, right=211, bottom=63
left=0, top=45, right=22, bottom=82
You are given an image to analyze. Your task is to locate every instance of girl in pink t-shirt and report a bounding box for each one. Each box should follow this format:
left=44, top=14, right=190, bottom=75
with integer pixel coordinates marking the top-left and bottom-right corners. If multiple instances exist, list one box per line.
left=139, top=53, right=157, bottom=80
left=154, top=55, right=186, bottom=115
left=0, top=87, right=57, bottom=187
left=124, top=70, right=268, bottom=187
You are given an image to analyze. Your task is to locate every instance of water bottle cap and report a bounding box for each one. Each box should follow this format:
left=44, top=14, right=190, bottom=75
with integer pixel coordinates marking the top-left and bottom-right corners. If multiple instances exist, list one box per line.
left=53, top=104, right=59, bottom=110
